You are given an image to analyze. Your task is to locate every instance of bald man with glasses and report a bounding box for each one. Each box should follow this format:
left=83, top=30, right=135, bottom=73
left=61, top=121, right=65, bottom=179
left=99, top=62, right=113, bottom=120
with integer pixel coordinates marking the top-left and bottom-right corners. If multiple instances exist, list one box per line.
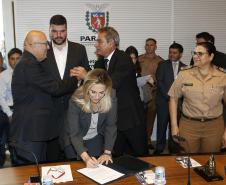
left=10, top=30, right=77, bottom=164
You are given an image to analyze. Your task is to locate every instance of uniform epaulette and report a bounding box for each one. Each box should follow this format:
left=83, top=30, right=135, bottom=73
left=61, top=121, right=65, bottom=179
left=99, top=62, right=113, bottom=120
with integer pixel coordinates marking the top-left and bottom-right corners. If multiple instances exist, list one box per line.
left=180, top=65, right=195, bottom=71
left=217, top=66, right=226, bottom=73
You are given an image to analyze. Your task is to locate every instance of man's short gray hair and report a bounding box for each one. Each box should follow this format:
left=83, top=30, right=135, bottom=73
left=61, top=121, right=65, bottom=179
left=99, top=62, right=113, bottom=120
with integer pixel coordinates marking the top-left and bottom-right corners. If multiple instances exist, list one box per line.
left=98, top=27, right=120, bottom=47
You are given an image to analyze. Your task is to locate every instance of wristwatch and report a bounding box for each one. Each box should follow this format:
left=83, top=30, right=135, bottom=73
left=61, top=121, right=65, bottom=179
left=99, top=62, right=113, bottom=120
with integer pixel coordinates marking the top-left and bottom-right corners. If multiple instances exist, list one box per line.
left=104, top=151, right=112, bottom=156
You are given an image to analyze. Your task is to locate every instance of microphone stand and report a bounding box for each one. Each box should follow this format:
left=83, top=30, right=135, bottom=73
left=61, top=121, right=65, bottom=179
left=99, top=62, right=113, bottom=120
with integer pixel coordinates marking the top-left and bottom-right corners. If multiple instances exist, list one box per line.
left=194, top=153, right=223, bottom=182
left=187, top=154, right=191, bottom=185
left=173, top=135, right=190, bottom=185
left=173, top=136, right=224, bottom=182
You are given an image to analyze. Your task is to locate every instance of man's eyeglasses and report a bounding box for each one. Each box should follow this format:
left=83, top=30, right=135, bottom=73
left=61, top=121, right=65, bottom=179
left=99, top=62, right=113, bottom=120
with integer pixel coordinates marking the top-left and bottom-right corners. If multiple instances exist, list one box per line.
left=46, top=167, right=65, bottom=179
left=33, top=41, right=50, bottom=47
left=25, top=41, right=50, bottom=47
left=191, top=51, right=208, bottom=57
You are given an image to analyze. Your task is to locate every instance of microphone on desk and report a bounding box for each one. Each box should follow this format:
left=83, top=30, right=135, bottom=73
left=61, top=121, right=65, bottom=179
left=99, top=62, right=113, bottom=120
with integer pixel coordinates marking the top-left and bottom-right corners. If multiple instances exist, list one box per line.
left=172, top=135, right=191, bottom=185
left=9, top=141, right=42, bottom=185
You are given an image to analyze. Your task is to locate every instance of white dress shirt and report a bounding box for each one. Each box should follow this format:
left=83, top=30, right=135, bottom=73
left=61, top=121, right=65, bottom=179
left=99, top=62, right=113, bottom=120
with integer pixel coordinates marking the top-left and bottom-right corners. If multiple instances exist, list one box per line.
left=52, top=41, right=68, bottom=79
left=0, top=67, right=13, bottom=117
left=83, top=113, right=99, bottom=140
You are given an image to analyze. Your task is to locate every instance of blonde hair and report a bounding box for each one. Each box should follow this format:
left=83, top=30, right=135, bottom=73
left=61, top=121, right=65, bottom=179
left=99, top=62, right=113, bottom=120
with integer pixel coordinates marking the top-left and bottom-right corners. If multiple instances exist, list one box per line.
left=72, top=69, right=112, bottom=113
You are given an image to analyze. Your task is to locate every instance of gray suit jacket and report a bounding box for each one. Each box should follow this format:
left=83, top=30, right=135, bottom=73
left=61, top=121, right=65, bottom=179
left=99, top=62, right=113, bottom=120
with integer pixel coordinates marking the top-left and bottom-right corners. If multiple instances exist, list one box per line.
left=62, top=98, right=117, bottom=155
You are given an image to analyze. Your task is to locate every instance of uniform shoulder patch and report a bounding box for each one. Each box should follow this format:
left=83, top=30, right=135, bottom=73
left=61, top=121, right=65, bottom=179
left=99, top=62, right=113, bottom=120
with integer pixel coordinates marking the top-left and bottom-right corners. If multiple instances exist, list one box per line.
left=180, top=65, right=195, bottom=71
left=217, top=66, right=226, bottom=73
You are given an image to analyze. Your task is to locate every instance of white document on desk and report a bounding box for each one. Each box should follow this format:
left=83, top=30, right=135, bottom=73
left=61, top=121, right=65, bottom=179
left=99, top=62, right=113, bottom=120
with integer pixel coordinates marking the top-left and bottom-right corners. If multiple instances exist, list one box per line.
left=176, top=157, right=202, bottom=168
left=77, top=164, right=124, bottom=184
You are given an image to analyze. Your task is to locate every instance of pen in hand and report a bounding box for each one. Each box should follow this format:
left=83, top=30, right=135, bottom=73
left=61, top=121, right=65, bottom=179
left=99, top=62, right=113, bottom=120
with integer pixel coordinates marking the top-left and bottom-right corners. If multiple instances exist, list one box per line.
left=81, top=151, right=99, bottom=168
left=87, top=157, right=99, bottom=168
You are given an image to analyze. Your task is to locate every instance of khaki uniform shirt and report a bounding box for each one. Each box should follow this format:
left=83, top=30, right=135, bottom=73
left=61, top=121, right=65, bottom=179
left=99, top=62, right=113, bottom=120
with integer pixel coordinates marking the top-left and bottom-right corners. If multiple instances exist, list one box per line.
left=168, top=66, right=226, bottom=119
left=139, top=54, right=162, bottom=78
left=139, top=54, right=162, bottom=102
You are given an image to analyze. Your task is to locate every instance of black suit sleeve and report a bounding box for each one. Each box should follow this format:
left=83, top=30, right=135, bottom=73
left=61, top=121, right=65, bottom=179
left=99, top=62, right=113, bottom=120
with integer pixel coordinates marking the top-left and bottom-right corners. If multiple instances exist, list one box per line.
left=110, top=54, right=135, bottom=89
left=25, top=61, right=77, bottom=96
left=95, top=53, right=135, bottom=89
left=156, top=63, right=169, bottom=100
left=80, top=45, right=91, bottom=71
left=103, top=94, right=117, bottom=151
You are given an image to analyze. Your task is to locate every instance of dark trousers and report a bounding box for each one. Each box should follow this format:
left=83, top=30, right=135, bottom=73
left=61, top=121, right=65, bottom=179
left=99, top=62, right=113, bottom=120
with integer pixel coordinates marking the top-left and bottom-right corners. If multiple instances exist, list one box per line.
left=46, top=105, right=68, bottom=162
left=146, top=98, right=156, bottom=144
left=113, top=125, right=148, bottom=157
left=156, top=100, right=169, bottom=152
left=46, top=137, right=63, bottom=162
left=156, top=97, right=183, bottom=154
left=11, top=140, right=47, bottom=165
left=64, top=134, right=104, bottom=160
left=0, top=110, right=9, bottom=167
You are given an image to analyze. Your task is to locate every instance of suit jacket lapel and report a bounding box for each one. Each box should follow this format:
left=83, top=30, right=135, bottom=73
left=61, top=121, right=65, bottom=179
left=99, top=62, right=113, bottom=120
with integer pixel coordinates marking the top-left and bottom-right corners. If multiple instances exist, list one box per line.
left=108, top=49, right=117, bottom=74
left=178, top=61, right=183, bottom=73
left=84, top=112, right=105, bottom=132
left=168, top=60, right=174, bottom=80
left=97, top=113, right=105, bottom=131
left=63, top=41, right=73, bottom=80
left=47, top=45, right=61, bottom=80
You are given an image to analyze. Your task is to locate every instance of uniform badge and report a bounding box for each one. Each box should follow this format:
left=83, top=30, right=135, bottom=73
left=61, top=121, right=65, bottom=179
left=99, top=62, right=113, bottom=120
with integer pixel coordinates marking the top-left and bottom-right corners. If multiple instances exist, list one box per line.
left=183, top=83, right=193, bottom=86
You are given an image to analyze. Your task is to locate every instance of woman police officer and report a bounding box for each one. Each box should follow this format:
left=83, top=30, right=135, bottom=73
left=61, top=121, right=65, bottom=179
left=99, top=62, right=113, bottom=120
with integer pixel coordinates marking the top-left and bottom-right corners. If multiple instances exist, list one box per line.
left=169, top=42, right=226, bottom=153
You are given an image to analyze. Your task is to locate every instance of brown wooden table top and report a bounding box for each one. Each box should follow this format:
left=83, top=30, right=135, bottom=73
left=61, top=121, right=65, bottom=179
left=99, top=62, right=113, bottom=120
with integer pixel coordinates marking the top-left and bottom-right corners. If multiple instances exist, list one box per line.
left=0, top=154, right=225, bottom=185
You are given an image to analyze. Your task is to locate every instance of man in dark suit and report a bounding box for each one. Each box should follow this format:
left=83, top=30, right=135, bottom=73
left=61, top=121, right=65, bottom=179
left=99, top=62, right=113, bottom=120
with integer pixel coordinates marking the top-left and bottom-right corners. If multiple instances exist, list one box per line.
left=154, top=42, right=186, bottom=154
left=190, top=32, right=226, bottom=69
left=94, top=27, right=148, bottom=157
left=10, top=30, right=77, bottom=164
left=42, top=15, right=90, bottom=161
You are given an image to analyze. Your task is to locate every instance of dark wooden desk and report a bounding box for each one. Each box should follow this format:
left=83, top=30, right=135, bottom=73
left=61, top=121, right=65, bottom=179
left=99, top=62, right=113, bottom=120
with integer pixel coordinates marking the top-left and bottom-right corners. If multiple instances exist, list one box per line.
left=0, top=155, right=225, bottom=185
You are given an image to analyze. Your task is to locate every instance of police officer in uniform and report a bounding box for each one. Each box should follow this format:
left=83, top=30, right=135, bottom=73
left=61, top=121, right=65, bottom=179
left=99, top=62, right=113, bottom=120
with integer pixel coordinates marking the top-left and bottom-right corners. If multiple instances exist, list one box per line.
left=168, top=42, right=226, bottom=153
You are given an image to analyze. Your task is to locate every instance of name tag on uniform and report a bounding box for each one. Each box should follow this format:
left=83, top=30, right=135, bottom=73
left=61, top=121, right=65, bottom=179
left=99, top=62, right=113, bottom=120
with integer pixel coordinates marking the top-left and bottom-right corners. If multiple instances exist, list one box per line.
left=183, top=83, right=193, bottom=86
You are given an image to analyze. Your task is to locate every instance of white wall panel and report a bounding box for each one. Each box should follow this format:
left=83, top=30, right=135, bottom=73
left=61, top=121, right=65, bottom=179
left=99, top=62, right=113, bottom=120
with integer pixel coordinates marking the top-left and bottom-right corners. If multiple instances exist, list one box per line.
left=14, top=0, right=172, bottom=63
left=174, top=0, right=226, bottom=63
left=3, top=0, right=226, bottom=64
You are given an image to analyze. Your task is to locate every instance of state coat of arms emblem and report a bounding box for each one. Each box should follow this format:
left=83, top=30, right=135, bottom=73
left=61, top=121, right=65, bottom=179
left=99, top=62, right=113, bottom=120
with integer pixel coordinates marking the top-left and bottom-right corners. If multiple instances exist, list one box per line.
left=85, top=4, right=109, bottom=33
